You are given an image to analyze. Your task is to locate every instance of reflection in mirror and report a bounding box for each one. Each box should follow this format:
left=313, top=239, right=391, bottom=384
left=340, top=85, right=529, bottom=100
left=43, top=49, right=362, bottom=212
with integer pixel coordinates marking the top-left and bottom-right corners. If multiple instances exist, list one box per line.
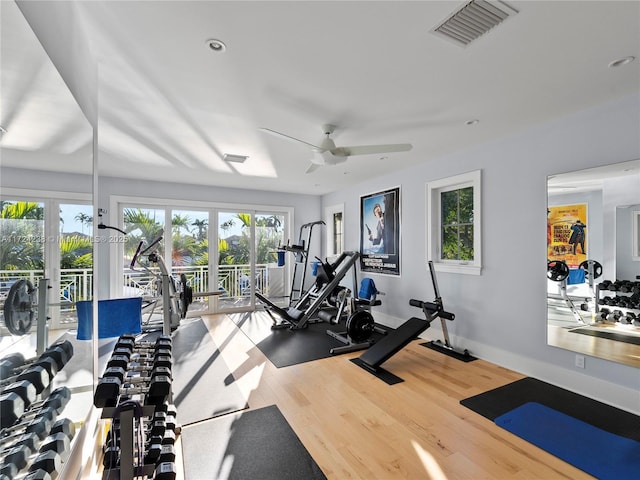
left=0, top=0, right=94, bottom=458
left=547, top=159, right=640, bottom=368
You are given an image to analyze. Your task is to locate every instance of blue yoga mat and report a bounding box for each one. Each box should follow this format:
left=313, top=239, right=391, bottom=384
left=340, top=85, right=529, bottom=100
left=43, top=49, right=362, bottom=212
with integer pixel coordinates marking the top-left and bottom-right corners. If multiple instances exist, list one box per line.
left=495, top=402, right=640, bottom=480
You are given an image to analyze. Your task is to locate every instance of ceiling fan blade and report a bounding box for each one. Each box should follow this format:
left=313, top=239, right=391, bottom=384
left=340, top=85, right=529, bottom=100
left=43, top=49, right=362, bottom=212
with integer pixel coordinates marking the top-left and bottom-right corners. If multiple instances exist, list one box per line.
left=305, top=163, right=321, bottom=174
left=259, top=128, right=323, bottom=151
left=335, top=143, right=413, bottom=157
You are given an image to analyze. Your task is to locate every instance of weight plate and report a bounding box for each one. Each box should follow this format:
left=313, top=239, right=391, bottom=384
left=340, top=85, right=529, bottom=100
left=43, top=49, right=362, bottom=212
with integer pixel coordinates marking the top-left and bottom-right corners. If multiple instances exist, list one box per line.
left=3, top=279, right=36, bottom=336
left=346, top=310, right=375, bottom=343
left=578, top=260, right=603, bottom=279
left=547, top=260, right=569, bottom=282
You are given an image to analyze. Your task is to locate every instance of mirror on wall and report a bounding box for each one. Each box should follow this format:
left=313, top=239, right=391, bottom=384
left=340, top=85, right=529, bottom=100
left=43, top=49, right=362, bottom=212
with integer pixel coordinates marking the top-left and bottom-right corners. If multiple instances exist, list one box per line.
left=547, top=158, right=640, bottom=368
left=1, top=0, right=94, bottom=435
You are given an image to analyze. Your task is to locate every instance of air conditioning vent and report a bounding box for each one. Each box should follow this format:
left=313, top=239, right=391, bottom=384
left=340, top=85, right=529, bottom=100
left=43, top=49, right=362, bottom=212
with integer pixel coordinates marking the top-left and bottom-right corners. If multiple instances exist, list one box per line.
left=432, top=0, right=518, bottom=47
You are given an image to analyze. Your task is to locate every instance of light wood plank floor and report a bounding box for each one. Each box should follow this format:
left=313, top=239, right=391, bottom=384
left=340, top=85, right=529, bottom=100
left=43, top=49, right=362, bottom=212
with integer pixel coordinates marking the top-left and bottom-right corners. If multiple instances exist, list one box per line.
left=182, top=314, right=595, bottom=479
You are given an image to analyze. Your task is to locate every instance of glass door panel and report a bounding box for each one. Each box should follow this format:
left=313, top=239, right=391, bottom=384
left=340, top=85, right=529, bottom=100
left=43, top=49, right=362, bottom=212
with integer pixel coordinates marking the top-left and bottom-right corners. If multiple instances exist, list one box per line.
left=56, top=203, right=93, bottom=328
left=123, top=207, right=165, bottom=300
left=217, top=211, right=253, bottom=311
left=255, top=213, right=286, bottom=306
left=0, top=200, right=45, bottom=335
left=171, top=209, right=208, bottom=315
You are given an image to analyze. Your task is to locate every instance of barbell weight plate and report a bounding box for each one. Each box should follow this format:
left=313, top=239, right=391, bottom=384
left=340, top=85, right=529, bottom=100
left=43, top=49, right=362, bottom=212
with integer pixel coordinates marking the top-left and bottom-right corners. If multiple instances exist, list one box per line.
left=345, top=310, right=375, bottom=343
left=3, top=279, right=36, bottom=336
left=578, top=260, right=603, bottom=279
left=547, top=260, right=569, bottom=282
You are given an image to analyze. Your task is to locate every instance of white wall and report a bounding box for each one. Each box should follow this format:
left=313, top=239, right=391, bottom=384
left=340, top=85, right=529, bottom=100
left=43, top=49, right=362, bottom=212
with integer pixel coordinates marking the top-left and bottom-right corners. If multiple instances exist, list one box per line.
left=322, top=93, right=640, bottom=414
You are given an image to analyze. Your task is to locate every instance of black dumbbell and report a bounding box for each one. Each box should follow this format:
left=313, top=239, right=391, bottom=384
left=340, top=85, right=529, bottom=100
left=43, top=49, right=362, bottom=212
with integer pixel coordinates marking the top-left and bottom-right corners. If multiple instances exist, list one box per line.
left=0, top=352, right=26, bottom=380
left=0, top=386, right=71, bottom=430
left=599, top=280, right=612, bottom=290
left=94, top=371, right=172, bottom=408
left=146, top=443, right=176, bottom=465
left=105, top=352, right=172, bottom=372
left=0, top=341, right=73, bottom=387
left=28, top=450, right=62, bottom=478
left=154, top=461, right=177, bottom=480
left=115, top=335, right=172, bottom=352
left=3, top=420, right=76, bottom=479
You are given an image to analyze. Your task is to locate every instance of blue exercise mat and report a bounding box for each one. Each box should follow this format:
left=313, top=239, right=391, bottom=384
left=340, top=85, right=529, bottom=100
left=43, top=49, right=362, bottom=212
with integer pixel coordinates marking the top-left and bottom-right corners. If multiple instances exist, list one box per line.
left=495, top=402, right=640, bottom=480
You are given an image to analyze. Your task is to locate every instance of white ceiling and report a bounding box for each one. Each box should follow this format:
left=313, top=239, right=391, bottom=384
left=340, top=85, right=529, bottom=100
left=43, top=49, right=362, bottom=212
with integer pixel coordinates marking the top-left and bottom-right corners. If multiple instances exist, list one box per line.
left=2, top=1, right=639, bottom=195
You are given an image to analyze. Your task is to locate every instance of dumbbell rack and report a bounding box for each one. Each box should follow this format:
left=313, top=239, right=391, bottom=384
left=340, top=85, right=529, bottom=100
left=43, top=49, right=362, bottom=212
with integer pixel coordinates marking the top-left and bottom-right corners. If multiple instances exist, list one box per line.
left=100, top=403, right=157, bottom=479
left=95, top=335, right=177, bottom=480
left=595, top=279, right=640, bottom=324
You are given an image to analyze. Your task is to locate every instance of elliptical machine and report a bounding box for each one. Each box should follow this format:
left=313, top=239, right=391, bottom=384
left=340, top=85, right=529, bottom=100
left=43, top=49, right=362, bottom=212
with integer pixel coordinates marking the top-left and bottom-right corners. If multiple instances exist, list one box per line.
left=129, top=230, right=192, bottom=334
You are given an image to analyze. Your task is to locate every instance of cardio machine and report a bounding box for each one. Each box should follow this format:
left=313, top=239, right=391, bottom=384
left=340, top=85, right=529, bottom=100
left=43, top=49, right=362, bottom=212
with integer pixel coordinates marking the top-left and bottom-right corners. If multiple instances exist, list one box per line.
left=129, top=230, right=192, bottom=334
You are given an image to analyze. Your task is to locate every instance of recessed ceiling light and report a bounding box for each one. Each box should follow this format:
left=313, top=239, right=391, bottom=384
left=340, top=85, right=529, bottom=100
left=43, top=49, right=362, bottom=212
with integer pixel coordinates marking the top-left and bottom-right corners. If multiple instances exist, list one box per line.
left=465, top=119, right=479, bottom=126
left=206, top=38, right=226, bottom=53
left=223, top=153, right=248, bottom=163
left=608, top=56, right=635, bottom=68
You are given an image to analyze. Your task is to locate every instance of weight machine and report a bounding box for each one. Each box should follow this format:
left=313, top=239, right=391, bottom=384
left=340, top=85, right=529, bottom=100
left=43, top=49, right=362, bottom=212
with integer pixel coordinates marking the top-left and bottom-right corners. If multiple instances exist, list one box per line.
left=276, top=221, right=325, bottom=306
left=256, top=250, right=360, bottom=330
left=547, top=259, right=602, bottom=324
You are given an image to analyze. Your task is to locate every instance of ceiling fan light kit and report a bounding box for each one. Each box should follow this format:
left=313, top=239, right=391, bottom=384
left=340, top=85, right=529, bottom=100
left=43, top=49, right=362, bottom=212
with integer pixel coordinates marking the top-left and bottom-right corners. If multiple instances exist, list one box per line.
left=260, top=124, right=412, bottom=174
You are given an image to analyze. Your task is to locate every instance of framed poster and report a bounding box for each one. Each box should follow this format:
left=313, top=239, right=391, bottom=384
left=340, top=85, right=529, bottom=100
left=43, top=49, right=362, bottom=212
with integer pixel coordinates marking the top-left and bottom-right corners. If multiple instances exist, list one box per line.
left=547, top=203, right=588, bottom=268
left=360, top=186, right=400, bottom=276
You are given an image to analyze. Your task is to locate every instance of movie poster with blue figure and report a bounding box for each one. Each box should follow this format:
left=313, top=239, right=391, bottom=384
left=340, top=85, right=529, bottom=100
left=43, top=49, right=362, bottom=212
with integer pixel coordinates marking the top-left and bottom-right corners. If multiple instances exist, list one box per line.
left=360, top=186, right=400, bottom=276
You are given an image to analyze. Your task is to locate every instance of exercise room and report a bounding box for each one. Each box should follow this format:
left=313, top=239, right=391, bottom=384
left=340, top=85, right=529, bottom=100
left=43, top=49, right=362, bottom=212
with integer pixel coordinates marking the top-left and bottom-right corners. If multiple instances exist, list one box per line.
left=1, top=1, right=639, bottom=479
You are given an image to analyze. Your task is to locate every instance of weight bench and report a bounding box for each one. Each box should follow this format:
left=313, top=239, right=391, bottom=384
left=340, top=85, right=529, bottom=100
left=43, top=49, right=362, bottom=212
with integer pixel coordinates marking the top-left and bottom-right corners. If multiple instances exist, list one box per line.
left=351, top=261, right=474, bottom=384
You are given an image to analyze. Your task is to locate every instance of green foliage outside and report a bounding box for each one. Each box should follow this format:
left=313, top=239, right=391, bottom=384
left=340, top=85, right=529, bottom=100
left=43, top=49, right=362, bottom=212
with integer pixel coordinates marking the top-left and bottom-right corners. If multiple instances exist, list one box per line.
left=440, top=187, right=474, bottom=261
left=1, top=203, right=285, bottom=273
left=1, top=201, right=94, bottom=270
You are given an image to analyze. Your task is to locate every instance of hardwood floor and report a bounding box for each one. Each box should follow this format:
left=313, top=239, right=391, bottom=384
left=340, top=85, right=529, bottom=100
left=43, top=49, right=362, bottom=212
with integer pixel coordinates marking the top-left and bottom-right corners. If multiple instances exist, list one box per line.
left=190, top=313, right=594, bottom=479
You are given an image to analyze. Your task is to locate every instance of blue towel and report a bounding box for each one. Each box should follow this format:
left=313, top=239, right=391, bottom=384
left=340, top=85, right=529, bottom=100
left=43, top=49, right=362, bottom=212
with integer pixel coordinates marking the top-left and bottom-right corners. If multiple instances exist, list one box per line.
left=359, top=278, right=378, bottom=300
left=567, top=268, right=585, bottom=285
left=495, top=402, right=640, bottom=480
left=76, top=297, right=142, bottom=340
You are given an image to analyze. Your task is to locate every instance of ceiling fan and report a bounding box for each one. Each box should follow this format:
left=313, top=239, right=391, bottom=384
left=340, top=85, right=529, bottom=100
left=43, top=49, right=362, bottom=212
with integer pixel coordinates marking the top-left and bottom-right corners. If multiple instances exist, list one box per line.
left=260, top=124, right=413, bottom=173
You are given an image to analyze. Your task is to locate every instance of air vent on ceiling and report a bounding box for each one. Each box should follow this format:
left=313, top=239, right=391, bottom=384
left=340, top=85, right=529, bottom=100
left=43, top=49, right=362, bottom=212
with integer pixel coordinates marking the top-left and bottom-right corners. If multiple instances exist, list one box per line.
left=432, top=0, right=518, bottom=47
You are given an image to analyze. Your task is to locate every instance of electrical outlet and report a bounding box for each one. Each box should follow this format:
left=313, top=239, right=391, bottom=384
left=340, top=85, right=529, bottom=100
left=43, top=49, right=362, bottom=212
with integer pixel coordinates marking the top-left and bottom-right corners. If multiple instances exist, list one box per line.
left=575, top=354, right=585, bottom=369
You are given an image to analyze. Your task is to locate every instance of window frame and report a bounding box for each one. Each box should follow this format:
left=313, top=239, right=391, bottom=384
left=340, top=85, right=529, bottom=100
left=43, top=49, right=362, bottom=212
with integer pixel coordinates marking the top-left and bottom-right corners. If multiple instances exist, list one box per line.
left=426, top=170, right=482, bottom=275
left=324, top=203, right=344, bottom=257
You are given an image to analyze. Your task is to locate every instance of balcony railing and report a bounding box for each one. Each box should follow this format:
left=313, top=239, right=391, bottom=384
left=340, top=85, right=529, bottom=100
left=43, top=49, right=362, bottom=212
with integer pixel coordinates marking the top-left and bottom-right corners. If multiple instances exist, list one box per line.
left=1, top=263, right=283, bottom=318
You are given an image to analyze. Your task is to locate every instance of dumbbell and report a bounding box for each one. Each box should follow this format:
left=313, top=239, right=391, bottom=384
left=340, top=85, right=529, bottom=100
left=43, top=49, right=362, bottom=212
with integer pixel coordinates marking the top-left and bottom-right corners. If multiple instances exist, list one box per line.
left=0, top=389, right=68, bottom=439
left=0, top=386, right=71, bottom=430
left=0, top=352, right=26, bottom=380
left=599, top=280, right=612, bottom=290
left=154, top=461, right=177, bottom=480
left=115, top=334, right=172, bottom=352
left=94, top=370, right=172, bottom=408
left=27, top=450, right=63, bottom=479
left=1, top=418, right=75, bottom=478
left=0, top=341, right=73, bottom=386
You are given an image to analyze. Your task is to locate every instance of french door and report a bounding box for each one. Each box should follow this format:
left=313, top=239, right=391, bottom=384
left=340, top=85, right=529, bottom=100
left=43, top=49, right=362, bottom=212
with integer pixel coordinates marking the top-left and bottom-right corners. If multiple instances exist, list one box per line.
left=117, top=199, right=290, bottom=315
left=215, top=210, right=286, bottom=313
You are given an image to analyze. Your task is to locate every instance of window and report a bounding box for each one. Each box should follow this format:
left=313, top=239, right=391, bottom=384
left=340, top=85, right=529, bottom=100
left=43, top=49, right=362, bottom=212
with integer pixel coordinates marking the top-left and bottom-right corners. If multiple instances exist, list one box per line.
left=325, top=204, right=344, bottom=256
left=427, top=170, right=481, bottom=275
left=111, top=195, right=292, bottom=313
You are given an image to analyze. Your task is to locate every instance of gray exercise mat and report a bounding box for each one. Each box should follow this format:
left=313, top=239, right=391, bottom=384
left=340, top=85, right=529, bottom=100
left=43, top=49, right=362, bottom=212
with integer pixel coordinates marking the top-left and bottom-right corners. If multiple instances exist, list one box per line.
left=181, top=405, right=327, bottom=480
left=169, top=317, right=248, bottom=425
